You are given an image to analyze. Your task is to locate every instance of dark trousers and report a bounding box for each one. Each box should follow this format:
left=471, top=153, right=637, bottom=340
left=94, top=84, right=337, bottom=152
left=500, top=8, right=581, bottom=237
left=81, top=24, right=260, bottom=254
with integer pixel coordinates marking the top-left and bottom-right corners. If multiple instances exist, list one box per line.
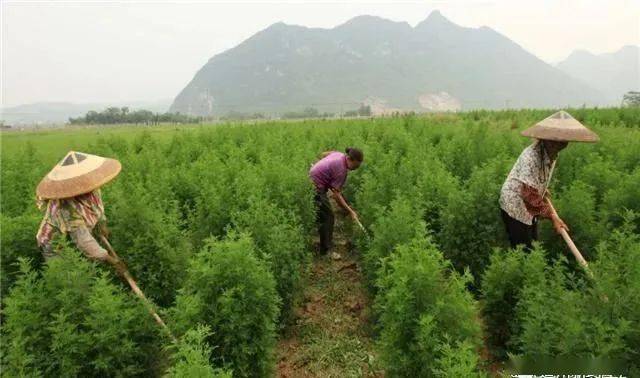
left=501, top=209, right=538, bottom=250
left=315, top=192, right=334, bottom=253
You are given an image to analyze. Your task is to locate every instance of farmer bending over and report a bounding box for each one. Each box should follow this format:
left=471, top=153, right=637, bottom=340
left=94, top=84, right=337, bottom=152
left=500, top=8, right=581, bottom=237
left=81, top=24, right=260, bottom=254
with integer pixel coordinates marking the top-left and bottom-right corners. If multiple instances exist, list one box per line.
left=309, top=147, right=363, bottom=259
left=499, top=111, right=599, bottom=250
left=36, top=151, right=125, bottom=272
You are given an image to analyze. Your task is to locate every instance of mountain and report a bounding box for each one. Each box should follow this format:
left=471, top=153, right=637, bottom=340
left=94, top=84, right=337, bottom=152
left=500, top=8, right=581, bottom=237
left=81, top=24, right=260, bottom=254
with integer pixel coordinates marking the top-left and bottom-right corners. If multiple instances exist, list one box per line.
left=556, top=45, right=639, bottom=105
left=171, top=11, right=605, bottom=116
left=1, top=102, right=100, bottom=126
left=1, top=99, right=172, bottom=126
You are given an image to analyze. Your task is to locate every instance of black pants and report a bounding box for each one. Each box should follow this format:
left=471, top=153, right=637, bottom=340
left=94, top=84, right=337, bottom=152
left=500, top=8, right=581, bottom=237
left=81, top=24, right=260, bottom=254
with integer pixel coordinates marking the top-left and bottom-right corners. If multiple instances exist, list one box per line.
left=315, top=192, right=334, bottom=253
left=501, top=209, right=538, bottom=250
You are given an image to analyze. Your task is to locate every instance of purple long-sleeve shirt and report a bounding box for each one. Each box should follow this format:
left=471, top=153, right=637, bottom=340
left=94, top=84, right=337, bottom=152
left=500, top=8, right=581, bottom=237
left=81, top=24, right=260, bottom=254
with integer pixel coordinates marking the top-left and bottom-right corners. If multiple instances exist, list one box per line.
left=309, top=152, right=348, bottom=193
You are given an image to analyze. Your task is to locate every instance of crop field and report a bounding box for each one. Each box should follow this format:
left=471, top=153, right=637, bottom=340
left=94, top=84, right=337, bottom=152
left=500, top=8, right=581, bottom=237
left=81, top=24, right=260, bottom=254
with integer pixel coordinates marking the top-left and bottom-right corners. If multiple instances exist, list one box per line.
left=1, top=108, right=639, bottom=377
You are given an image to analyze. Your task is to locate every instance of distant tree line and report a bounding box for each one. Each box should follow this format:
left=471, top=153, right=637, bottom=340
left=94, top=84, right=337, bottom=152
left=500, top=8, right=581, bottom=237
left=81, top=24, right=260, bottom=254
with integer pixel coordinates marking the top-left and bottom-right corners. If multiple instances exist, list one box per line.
left=281, top=107, right=332, bottom=119
left=343, top=105, right=372, bottom=117
left=279, top=104, right=372, bottom=120
left=68, top=104, right=376, bottom=124
left=623, top=91, right=640, bottom=108
left=69, top=107, right=203, bottom=125
left=219, top=111, right=267, bottom=121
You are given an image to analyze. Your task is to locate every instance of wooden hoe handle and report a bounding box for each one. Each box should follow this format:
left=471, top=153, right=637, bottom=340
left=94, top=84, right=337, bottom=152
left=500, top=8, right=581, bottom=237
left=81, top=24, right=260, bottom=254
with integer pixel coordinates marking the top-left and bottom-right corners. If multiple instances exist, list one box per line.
left=545, top=199, right=591, bottom=271
left=100, top=236, right=176, bottom=341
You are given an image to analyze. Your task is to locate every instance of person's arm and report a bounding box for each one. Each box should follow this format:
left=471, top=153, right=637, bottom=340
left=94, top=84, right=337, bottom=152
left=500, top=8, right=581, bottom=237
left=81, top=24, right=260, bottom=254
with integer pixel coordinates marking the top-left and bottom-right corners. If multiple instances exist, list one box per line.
left=96, top=218, right=110, bottom=238
left=320, top=151, right=333, bottom=159
left=521, top=184, right=568, bottom=233
left=37, top=221, right=57, bottom=259
left=329, top=188, right=359, bottom=220
left=94, top=191, right=110, bottom=238
left=70, top=226, right=111, bottom=262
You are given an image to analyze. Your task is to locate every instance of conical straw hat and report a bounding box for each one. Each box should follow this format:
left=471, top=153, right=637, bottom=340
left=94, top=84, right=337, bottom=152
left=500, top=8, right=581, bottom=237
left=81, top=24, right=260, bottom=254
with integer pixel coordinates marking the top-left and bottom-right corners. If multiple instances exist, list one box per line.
left=36, top=151, right=122, bottom=199
left=521, top=111, right=599, bottom=142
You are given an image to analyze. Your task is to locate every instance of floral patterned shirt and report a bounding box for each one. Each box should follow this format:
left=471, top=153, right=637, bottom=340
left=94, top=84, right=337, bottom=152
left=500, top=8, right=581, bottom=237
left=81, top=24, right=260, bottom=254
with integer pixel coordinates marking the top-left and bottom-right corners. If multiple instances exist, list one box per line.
left=36, top=190, right=106, bottom=248
left=499, top=141, right=556, bottom=225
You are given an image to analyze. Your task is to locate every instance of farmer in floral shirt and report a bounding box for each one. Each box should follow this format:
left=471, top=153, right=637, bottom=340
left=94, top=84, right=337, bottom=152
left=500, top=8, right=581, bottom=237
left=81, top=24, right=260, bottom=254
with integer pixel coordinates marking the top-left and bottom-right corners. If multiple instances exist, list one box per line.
left=37, top=189, right=110, bottom=260
left=35, top=151, right=124, bottom=270
left=499, top=111, right=599, bottom=249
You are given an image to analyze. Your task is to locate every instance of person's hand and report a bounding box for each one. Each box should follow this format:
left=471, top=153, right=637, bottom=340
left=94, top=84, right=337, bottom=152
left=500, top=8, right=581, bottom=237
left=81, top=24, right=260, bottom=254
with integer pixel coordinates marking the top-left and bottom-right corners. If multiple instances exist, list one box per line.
left=108, top=255, right=128, bottom=277
left=551, top=214, right=569, bottom=234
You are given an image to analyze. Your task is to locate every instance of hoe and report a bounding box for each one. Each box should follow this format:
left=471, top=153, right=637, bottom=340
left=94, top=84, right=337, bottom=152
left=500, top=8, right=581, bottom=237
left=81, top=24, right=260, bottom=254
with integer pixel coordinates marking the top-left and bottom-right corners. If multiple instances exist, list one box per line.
left=100, top=235, right=176, bottom=341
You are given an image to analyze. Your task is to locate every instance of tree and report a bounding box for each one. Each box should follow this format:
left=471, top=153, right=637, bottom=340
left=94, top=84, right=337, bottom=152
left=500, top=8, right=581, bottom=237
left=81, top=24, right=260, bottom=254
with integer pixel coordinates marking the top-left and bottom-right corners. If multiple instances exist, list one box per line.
left=282, top=107, right=320, bottom=119
left=622, top=91, right=640, bottom=107
left=68, top=107, right=201, bottom=125
left=358, top=104, right=371, bottom=116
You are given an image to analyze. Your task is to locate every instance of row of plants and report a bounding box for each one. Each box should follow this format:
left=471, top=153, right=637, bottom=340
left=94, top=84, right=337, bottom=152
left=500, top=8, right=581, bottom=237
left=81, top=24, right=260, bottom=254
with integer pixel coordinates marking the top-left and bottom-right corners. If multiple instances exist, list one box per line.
left=481, top=218, right=639, bottom=374
left=2, top=125, right=320, bottom=376
left=348, top=108, right=639, bottom=374
left=2, top=107, right=639, bottom=375
left=357, top=196, right=486, bottom=377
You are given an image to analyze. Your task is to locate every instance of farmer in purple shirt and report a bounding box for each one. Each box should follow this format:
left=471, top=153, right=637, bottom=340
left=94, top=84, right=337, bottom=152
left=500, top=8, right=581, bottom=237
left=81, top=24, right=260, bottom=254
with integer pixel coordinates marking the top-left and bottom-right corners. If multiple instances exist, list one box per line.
left=309, top=147, right=363, bottom=257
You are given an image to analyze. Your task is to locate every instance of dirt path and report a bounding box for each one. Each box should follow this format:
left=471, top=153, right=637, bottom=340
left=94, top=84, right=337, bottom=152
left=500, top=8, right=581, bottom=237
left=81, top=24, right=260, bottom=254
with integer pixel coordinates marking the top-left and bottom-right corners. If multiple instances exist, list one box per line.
left=276, top=228, right=383, bottom=378
left=275, top=217, right=501, bottom=377
left=476, top=310, right=505, bottom=377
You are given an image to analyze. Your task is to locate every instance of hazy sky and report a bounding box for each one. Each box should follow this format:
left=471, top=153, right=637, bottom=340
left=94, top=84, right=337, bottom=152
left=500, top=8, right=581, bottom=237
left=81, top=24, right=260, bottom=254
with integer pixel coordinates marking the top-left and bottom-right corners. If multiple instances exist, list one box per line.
left=2, top=0, right=639, bottom=107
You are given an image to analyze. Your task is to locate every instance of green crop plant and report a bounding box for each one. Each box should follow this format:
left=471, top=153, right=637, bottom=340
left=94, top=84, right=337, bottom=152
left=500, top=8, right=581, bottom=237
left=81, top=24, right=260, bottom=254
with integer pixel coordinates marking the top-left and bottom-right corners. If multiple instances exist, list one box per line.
left=170, top=233, right=280, bottom=377
left=1, top=248, right=163, bottom=376
left=374, top=236, right=483, bottom=377
left=2, top=107, right=639, bottom=375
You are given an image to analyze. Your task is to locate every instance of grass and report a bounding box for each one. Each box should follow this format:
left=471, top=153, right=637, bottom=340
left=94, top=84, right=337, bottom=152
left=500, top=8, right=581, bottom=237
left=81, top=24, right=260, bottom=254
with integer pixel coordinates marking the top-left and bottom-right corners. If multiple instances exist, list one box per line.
left=276, top=218, right=383, bottom=378
left=1, top=124, right=211, bottom=160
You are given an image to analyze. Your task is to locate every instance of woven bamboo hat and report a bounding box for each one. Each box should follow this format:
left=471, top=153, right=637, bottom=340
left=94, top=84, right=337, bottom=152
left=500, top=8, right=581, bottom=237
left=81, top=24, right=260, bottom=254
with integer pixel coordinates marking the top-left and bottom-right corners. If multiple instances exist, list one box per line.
left=36, top=151, right=122, bottom=199
left=521, top=110, right=599, bottom=142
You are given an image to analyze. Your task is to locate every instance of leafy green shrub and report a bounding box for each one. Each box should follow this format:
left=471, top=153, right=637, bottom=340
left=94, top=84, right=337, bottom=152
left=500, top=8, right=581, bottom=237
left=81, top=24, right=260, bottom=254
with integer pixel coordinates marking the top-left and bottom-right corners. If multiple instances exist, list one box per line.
left=414, top=158, right=462, bottom=236
left=577, top=158, right=622, bottom=204
left=513, top=249, right=628, bottom=358
left=588, top=217, right=640, bottom=369
left=374, top=236, right=482, bottom=377
left=601, top=169, right=640, bottom=233
left=480, top=247, right=527, bottom=359
left=438, top=127, right=478, bottom=181
left=484, top=224, right=640, bottom=373
left=0, top=212, right=43, bottom=298
left=171, top=233, right=280, bottom=378
left=0, top=143, right=44, bottom=217
left=1, top=248, right=163, bottom=377
left=232, top=198, right=310, bottom=325
left=354, top=145, right=425, bottom=226
left=439, top=157, right=511, bottom=284
left=353, top=166, right=388, bottom=227
left=2, top=106, right=639, bottom=376
left=362, top=196, right=426, bottom=288
left=187, top=156, right=233, bottom=245
left=90, top=133, right=131, bottom=157
left=107, top=182, right=193, bottom=307
left=432, top=339, right=487, bottom=377
left=164, top=325, right=232, bottom=378
left=258, top=154, right=317, bottom=232
left=542, top=181, right=602, bottom=260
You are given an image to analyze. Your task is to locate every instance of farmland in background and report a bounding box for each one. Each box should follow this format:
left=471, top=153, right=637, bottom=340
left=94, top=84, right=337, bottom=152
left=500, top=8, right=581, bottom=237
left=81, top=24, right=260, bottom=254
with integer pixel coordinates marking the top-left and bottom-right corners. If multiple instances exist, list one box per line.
left=1, top=107, right=639, bottom=376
